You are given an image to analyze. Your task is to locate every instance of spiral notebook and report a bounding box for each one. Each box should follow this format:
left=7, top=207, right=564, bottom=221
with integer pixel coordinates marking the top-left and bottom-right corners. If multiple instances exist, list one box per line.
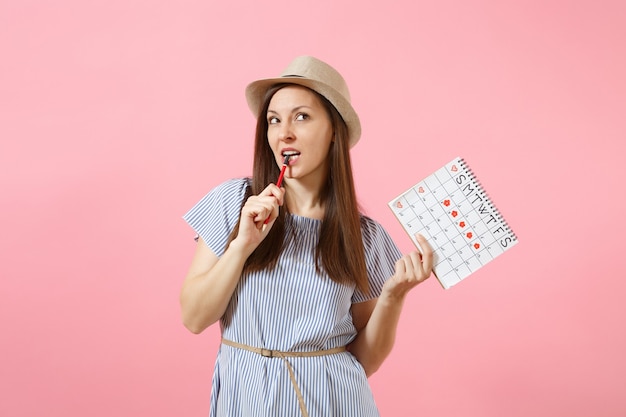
left=388, top=157, right=518, bottom=289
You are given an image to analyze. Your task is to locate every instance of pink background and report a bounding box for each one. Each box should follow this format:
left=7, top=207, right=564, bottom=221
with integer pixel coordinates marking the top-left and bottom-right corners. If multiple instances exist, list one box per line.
left=1, top=1, right=625, bottom=416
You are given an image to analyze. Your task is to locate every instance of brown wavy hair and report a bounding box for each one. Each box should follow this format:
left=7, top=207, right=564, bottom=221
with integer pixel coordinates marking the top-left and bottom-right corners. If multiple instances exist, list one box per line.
left=227, top=84, right=369, bottom=294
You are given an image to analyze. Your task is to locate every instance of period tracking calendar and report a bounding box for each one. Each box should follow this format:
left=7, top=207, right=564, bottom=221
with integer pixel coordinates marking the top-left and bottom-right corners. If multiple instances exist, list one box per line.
left=388, top=157, right=518, bottom=289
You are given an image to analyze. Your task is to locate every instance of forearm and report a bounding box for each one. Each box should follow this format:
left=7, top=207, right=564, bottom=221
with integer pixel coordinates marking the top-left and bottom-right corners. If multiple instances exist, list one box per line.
left=349, top=292, right=406, bottom=376
left=180, top=239, right=250, bottom=334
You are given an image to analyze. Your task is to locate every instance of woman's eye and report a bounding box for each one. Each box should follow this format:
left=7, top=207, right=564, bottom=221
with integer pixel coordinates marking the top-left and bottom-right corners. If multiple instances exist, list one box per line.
left=268, top=116, right=279, bottom=124
left=295, top=113, right=309, bottom=121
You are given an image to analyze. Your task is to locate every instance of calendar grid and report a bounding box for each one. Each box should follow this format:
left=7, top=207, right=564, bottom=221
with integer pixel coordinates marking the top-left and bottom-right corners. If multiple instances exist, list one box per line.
left=389, top=157, right=518, bottom=289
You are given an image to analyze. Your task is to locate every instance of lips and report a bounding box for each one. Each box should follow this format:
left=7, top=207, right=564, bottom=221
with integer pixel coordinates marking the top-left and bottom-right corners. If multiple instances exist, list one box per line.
left=281, top=149, right=300, bottom=165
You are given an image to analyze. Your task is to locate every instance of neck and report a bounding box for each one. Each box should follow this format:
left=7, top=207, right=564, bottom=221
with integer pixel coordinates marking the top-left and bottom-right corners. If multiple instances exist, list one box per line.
left=284, top=180, right=326, bottom=220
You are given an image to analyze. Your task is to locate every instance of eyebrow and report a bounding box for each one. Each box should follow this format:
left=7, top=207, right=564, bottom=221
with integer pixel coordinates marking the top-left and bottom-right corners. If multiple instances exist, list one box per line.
left=267, top=105, right=313, bottom=115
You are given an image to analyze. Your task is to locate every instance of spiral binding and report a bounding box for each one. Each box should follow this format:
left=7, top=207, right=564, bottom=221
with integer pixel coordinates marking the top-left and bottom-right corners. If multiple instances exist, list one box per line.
left=458, top=157, right=517, bottom=241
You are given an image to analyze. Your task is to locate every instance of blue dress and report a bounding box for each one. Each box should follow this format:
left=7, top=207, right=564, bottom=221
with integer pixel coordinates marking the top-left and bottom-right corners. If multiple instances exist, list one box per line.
left=184, top=178, right=402, bottom=417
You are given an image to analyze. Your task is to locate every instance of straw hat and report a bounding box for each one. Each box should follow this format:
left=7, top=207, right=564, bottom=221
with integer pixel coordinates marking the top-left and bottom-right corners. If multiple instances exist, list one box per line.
left=245, top=55, right=362, bottom=148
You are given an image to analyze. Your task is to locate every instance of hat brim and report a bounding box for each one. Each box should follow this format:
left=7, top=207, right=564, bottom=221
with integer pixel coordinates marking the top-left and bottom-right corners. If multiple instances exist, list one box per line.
left=245, top=77, right=361, bottom=148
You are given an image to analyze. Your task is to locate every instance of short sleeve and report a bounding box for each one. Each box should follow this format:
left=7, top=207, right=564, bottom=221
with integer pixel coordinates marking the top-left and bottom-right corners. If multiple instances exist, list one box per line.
left=352, top=216, right=403, bottom=303
left=182, top=178, right=250, bottom=257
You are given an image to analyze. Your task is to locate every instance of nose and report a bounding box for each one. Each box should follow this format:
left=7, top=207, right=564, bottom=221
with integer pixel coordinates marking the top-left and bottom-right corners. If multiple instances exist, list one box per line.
left=277, top=121, right=294, bottom=142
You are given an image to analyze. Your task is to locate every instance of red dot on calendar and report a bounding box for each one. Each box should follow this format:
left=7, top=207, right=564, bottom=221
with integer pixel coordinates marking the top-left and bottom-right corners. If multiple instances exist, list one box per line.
left=459, top=221, right=466, bottom=228
left=451, top=165, right=458, bottom=172
left=474, top=243, right=480, bottom=249
left=466, top=232, right=473, bottom=239
left=396, top=201, right=403, bottom=209
left=443, top=199, right=451, bottom=206
left=418, top=187, right=425, bottom=193
left=451, top=210, right=458, bottom=217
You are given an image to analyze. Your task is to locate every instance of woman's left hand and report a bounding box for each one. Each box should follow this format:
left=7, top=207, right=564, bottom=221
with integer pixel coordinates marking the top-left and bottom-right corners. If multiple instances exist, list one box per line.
left=383, top=234, right=434, bottom=299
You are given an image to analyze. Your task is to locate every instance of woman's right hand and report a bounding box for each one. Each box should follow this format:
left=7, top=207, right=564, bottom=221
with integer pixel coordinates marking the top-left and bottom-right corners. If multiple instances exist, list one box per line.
left=231, top=183, right=285, bottom=255
left=180, top=183, right=285, bottom=333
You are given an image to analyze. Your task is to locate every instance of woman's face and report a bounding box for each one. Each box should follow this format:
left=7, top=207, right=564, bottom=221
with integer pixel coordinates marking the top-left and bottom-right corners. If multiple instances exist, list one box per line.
left=266, top=85, right=334, bottom=187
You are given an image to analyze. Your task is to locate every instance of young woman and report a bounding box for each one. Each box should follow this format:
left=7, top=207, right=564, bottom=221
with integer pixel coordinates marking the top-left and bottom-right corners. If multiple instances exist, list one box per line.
left=180, top=56, right=433, bottom=417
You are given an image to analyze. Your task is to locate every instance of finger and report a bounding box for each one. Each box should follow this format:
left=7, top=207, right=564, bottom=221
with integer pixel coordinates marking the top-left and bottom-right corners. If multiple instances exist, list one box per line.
left=401, top=256, right=413, bottom=282
left=258, top=187, right=285, bottom=225
left=243, top=198, right=275, bottom=224
left=260, top=184, right=286, bottom=205
left=259, top=183, right=278, bottom=196
left=414, top=233, right=434, bottom=275
left=263, top=202, right=280, bottom=224
left=394, top=257, right=407, bottom=277
left=252, top=195, right=281, bottom=225
left=259, top=204, right=278, bottom=224
left=408, top=251, right=423, bottom=279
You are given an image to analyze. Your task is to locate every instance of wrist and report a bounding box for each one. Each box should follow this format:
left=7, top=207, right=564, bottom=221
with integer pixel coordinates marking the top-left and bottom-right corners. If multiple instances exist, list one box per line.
left=227, top=236, right=256, bottom=258
left=379, top=286, right=408, bottom=308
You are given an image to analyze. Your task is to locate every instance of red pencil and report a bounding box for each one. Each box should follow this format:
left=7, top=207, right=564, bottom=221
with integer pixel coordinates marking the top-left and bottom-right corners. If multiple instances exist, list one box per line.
left=264, top=154, right=291, bottom=224
left=275, top=159, right=289, bottom=188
